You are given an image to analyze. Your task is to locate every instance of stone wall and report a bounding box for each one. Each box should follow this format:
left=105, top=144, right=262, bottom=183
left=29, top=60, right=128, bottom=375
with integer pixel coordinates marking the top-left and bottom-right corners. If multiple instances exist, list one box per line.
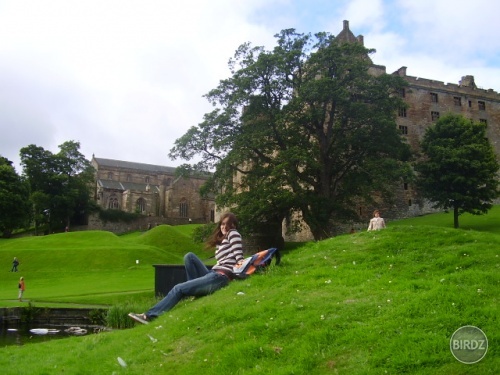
left=0, top=307, right=105, bottom=327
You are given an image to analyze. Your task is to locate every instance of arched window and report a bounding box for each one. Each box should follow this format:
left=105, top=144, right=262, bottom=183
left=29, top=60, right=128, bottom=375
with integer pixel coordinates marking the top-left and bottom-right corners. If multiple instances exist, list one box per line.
left=179, top=198, right=188, bottom=218
left=145, top=176, right=150, bottom=183
left=136, top=198, right=146, bottom=213
left=107, top=172, right=113, bottom=180
left=108, top=196, right=119, bottom=209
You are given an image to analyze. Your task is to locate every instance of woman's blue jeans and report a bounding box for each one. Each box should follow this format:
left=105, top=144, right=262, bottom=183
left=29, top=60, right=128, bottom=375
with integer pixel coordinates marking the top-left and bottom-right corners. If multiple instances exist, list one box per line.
left=146, top=252, right=229, bottom=319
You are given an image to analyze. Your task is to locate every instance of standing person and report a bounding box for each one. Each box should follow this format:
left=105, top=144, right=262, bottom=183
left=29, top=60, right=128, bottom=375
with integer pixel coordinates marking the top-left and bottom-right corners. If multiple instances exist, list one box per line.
left=367, top=210, right=386, bottom=231
left=18, top=277, right=25, bottom=302
left=129, top=212, right=244, bottom=324
left=11, top=257, right=19, bottom=272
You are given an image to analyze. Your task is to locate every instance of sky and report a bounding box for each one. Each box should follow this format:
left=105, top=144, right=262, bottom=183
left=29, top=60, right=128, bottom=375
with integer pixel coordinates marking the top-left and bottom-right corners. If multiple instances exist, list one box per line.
left=1, top=0, right=499, bottom=173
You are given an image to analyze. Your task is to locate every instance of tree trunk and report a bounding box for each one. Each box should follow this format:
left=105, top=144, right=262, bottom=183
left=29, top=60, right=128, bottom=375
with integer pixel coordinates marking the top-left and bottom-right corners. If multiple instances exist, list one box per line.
left=308, top=223, right=330, bottom=241
left=453, top=206, right=459, bottom=228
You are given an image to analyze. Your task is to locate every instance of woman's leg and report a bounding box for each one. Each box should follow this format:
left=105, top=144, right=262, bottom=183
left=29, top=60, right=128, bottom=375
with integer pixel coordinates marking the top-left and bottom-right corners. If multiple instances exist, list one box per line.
left=146, top=272, right=228, bottom=319
left=184, top=252, right=209, bottom=280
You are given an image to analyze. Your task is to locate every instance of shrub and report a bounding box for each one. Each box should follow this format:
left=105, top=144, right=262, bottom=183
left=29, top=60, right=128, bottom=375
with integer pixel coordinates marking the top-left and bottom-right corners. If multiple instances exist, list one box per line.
left=98, top=209, right=142, bottom=224
left=192, top=222, right=217, bottom=244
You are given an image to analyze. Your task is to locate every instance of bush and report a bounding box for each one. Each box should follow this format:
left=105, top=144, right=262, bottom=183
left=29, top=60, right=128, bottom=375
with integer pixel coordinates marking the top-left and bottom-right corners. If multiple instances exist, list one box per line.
left=192, top=223, right=217, bottom=244
left=98, top=209, right=142, bottom=224
left=106, top=301, right=152, bottom=329
left=88, top=309, right=107, bottom=326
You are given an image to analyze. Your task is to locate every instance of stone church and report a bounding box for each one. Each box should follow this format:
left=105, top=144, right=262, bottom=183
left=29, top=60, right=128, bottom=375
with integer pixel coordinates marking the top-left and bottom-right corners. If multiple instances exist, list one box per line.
left=91, top=156, right=215, bottom=224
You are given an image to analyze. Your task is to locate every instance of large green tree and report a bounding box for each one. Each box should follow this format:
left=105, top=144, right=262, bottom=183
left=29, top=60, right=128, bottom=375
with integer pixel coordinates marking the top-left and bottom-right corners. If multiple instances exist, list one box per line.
left=170, top=30, right=411, bottom=240
left=0, top=157, right=31, bottom=237
left=416, top=114, right=499, bottom=228
left=20, top=141, right=95, bottom=234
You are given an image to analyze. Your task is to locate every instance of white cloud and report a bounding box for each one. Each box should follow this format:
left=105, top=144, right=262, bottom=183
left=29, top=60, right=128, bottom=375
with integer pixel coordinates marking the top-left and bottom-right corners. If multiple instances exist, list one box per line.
left=335, top=0, right=500, bottom=90
left=0, top=0, right=498, bottom=173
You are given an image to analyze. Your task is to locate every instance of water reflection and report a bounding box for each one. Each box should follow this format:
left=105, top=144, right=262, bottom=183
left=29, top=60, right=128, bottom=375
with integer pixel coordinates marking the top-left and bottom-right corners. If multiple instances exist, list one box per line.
left=1, top=325, right=96, bottom=347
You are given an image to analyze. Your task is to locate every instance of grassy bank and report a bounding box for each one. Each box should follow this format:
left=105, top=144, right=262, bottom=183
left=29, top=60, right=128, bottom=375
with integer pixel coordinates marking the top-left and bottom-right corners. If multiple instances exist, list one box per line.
left=0, top=215, right=498, bottom=374
left=0, top=225, right=208, bottom=308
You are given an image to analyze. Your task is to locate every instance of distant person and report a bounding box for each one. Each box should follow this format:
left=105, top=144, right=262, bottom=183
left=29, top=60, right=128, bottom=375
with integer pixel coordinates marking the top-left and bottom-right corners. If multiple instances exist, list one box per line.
left=128, top=212, right=244, bottom=324
left=367, top=210, right=386, bottom=231
left=11, top=257, right=19, bottom=272
left=18, top=277, right=25, bottom=302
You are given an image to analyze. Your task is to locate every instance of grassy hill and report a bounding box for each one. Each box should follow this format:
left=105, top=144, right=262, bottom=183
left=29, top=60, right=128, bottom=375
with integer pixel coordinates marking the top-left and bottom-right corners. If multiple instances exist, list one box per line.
left=0, top=225, right=209, bottom=307
left=0, top=214, right=498, bottom=374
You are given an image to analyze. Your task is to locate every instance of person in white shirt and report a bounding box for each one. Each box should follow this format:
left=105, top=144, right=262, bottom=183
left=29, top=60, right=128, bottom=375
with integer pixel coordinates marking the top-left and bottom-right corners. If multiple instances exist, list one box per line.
left=367, top=210, right=386, bottom=231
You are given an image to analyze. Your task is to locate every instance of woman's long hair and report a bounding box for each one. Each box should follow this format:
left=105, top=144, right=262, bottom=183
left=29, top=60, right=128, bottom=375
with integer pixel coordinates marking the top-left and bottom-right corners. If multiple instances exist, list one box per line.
left=206, top=212, right=238, bottom=247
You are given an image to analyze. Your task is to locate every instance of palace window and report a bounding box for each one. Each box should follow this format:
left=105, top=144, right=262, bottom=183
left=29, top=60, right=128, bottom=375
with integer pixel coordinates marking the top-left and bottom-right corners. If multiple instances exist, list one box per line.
left=430, top=92, right=438, bottom=103
left=398, top=107, right=407, bottom=117
left=478, top=101, right=486, bottom=110
left=399, top=125, right=408, bottom=135
left=404, top=182, right=409, bottom=190
left=399, top=88, right=406, bottom=98
left=179, top=198, right=188, bottom=218
left=454, top=97, right=462, bottom=106
left=408, top=199, right=412, bottom=207
left=107, top=172, right=113, bottom=180
left=431, top=111, right=440, bottom=121
left=145, top=176, right=151, bottom=183
left=126, top=174, right=132, bottom=182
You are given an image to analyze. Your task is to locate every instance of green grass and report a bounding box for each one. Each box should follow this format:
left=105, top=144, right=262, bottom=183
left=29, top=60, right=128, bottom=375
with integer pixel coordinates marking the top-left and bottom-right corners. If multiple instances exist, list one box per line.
left=0, top=225, right=209, bottom=307
left=394, top=205, right=500, bottom=234
left=0, top=213, right=498, bottom=374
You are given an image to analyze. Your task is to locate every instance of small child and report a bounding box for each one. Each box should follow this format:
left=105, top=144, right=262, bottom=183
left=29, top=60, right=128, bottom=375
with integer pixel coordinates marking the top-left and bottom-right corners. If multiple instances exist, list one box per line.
left=18, top=277, right=25, bottom=302
left=367, top=210, right=386, bottom=231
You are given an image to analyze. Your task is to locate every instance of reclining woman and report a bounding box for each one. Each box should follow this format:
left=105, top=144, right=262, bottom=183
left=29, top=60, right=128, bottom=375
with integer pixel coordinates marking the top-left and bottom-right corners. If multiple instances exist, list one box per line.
left=129, top=212, right=244, bottom=324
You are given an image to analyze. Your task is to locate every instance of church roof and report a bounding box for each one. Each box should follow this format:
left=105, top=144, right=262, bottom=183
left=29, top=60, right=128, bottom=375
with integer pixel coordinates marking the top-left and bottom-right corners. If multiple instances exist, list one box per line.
left=97, top=179, right=160, bottom=192
left=93, top=157, right=177, bottom=174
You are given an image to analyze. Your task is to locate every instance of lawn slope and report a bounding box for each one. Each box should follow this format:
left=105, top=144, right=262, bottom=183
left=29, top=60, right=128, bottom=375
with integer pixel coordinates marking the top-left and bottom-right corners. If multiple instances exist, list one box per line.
left=0, top=224, right=498, bottom=374
left=0, top=226, right=208, bottom=306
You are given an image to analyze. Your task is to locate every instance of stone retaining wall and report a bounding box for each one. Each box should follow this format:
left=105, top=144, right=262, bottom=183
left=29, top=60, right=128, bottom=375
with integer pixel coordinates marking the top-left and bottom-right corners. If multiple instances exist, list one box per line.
left=0, top=307, right=106, bottom=327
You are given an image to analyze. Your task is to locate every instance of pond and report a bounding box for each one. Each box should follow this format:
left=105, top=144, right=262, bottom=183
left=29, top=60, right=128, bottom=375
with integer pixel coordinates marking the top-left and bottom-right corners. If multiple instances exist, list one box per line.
left=0, top=306, right=109, bottom=347
left=0, top=324, right=99, bottom=347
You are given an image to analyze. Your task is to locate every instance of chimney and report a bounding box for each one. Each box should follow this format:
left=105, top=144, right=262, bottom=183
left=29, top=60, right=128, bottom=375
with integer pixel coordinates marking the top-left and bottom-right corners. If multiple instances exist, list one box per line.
left=343, top=20, right=349, bottom=30
left=459, top=75, right=476, bottom=88
left=396, top=66, right=407, bottom=77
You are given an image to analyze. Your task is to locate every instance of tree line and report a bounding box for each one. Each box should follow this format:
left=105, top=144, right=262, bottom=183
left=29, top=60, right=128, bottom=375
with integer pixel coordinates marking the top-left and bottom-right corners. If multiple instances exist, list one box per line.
left=0, top=141, right=95, bottom=237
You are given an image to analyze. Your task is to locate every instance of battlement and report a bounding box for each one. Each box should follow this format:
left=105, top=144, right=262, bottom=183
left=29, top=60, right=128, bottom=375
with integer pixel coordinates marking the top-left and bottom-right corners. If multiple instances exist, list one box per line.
left=393, top=67, right=500, bottom=100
